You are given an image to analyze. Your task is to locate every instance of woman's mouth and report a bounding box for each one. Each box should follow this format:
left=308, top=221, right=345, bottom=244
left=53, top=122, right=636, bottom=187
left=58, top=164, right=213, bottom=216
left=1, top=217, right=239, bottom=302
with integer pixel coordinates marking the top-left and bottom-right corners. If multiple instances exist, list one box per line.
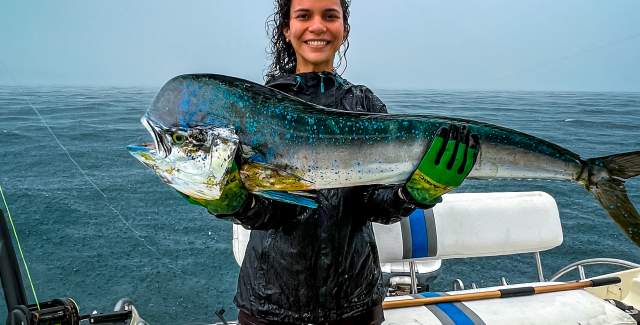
left=304, top=40, right=330, bottom=48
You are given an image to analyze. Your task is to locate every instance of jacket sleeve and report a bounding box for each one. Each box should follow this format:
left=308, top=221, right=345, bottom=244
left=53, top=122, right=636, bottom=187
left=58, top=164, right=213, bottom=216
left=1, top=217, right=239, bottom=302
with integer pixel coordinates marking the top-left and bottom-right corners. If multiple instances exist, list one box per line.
left=360, top=185, right=435, bottom=224
left=214, top=194, right=302, bottom=230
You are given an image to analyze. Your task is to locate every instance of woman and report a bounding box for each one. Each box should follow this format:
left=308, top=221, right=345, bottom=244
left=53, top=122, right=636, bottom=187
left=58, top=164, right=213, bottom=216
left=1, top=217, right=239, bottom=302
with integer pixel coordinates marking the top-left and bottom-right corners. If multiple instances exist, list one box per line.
left=202, top=0, right=479, bottom=323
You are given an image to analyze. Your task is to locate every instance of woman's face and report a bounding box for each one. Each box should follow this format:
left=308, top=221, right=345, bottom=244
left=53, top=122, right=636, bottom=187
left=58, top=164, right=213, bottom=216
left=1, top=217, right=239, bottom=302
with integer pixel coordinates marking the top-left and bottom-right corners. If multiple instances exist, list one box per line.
left=283, top=0, right=346, bottom=73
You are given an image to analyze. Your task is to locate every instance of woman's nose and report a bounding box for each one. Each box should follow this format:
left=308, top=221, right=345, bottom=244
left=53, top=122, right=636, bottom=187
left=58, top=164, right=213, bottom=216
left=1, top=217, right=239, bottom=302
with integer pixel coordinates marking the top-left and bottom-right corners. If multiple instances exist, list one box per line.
left=308, top=17, right=327, bottom=34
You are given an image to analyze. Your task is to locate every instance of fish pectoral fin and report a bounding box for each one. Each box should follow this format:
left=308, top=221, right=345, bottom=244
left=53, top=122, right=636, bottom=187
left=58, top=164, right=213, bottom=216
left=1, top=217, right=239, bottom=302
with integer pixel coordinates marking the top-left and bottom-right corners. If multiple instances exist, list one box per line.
left=254, top=190, right=318, bottom=209
left=240, top=162, right=314, bottom=191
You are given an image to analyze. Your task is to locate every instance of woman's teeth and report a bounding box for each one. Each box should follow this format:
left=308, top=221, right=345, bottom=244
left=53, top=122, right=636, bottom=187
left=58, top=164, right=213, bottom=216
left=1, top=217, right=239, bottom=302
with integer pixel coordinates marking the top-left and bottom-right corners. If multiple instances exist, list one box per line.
left=305, top=40, right=328, bottom=46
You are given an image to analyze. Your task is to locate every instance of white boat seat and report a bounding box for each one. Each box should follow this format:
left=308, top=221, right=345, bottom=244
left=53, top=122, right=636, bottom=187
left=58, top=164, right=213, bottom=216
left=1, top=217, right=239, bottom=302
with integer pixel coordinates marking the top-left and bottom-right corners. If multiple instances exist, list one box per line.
left=373, top=191, right=563, bottom=263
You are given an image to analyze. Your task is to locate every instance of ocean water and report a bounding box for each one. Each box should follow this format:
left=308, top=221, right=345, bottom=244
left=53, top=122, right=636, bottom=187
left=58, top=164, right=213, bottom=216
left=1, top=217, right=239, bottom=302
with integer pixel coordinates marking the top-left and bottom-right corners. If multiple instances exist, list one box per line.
left=0, top=85, right=639, bottom=324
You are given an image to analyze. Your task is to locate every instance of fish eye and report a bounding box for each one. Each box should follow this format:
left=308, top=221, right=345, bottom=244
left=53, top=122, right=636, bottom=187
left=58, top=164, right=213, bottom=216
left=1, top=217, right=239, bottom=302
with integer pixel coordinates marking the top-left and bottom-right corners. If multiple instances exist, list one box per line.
left=171, top=132, right=188, bottom=144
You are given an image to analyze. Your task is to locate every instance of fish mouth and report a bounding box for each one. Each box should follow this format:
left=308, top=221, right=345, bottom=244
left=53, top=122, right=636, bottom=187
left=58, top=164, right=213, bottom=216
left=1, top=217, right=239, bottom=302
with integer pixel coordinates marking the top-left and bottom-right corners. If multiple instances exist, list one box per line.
left=126, top=115, right=170, bottom=166
left=141, top=116, right=171, bottom=158
left=126, top=143, right=154, bottom=153
left=126, top=141, right=160, bottom=170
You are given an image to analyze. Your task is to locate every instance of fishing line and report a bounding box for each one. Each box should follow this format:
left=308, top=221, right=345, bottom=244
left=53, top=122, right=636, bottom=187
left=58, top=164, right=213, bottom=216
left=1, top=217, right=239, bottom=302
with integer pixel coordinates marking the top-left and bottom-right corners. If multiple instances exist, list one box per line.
left=0, top=62, right=237, bottom=324
left=0, top=60, right=179, bottom=272
left=0, top=184, right=41, bottom=310
left=3, top=182, right=216, bottom=325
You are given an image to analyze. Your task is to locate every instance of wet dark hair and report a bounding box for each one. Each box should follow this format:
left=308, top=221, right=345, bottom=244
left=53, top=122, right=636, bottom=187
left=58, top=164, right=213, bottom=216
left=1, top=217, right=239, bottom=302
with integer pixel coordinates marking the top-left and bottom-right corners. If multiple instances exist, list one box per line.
left=265, top=0, right=351, bottom=81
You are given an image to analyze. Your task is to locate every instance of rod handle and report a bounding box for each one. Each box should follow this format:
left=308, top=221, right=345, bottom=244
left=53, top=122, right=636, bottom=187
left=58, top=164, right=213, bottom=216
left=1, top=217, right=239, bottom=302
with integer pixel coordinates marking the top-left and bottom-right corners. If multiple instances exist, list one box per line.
left=590, top=277, right=621, bottom=287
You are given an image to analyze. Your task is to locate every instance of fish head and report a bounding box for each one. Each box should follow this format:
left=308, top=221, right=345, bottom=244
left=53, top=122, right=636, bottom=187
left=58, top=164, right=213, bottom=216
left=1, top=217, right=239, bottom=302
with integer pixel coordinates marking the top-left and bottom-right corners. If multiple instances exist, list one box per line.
left=128, top=115, right=239, bottom=200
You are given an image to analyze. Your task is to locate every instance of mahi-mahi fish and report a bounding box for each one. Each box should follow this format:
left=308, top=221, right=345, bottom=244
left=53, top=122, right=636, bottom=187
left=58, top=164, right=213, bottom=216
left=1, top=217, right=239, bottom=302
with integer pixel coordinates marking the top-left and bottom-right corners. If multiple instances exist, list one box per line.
left=127, top=74, right=640, bottom=245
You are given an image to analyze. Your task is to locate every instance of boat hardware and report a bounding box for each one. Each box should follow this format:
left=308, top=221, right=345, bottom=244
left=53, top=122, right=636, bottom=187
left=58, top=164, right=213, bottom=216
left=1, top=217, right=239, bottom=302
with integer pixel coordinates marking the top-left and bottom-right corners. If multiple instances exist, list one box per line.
left=215, top=308, right=229, bottom=325
left=534, top=251, right=545, bottom=281
left=550, top=259, right=640, bottom=281
left=409, top=261, right=418, bottom=294
left=452, top=279, right=465, bottom=291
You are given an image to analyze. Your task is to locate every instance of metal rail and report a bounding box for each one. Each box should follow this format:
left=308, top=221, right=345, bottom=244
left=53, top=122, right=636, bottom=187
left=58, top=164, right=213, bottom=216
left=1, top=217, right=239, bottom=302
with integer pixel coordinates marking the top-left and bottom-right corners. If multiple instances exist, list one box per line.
left=549, top=258, right=640, bottom=281
left=534, top=252, right=545, bottom=282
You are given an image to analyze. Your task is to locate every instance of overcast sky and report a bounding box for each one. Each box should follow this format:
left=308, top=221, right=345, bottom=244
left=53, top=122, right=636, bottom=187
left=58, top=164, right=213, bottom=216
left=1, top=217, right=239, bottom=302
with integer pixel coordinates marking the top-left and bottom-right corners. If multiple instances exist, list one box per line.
left=1, top=0, right=638, bottom=91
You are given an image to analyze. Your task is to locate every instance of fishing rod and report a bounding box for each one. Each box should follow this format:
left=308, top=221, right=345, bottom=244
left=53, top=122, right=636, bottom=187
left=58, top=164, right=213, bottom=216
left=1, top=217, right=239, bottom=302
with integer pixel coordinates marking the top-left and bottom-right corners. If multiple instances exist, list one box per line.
left=0, top=181, right=152, bottom=324
left=0, top=201, right=224, bottom=325
left=382, top=276, right=621, bottom=309
left=1, top=208, right=146, bottom=325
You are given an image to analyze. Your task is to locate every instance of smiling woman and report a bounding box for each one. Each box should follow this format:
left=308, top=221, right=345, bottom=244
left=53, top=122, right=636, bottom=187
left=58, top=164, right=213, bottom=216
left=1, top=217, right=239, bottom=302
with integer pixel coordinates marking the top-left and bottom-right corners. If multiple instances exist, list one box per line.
left=265, top=0, right=351, bottom=80
left=283, top=0, right=346, bottom=73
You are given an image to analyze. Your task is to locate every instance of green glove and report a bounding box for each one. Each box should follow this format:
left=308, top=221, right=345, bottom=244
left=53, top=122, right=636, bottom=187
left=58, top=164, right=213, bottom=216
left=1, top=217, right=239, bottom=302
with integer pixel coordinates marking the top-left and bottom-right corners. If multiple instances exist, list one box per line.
left=405, top=125, right=480, bottom=205
left=181, top=161, right=249, bottom=215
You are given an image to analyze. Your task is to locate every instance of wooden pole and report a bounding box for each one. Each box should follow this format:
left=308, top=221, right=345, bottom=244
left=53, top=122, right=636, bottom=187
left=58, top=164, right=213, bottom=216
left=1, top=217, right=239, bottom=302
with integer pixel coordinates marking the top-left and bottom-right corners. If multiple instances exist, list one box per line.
left=382, top=277, right=621, bottom=309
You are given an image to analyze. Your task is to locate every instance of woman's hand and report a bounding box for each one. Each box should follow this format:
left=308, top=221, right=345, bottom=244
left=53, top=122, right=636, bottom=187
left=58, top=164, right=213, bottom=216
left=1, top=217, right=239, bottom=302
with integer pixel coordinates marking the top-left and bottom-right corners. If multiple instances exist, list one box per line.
left=404, top=125, right=480, bottom=205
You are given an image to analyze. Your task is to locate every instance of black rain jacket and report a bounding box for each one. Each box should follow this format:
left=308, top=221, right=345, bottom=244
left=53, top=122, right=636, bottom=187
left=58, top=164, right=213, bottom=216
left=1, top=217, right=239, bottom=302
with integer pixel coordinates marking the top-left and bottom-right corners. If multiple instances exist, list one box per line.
left=224, top=72, right=422, bottom=324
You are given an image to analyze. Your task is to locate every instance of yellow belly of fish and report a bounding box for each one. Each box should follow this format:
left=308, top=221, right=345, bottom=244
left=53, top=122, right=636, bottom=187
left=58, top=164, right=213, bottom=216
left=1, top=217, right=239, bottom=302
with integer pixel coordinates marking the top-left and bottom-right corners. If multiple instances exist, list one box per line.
left=240, top=163, right=313, bottom=192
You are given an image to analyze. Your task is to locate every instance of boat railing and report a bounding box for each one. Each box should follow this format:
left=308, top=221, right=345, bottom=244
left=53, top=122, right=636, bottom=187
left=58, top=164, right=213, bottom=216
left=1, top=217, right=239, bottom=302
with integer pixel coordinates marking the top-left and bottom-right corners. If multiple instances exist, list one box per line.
left=548, top=258, right=640, bottom=282
left=448, top=254, right=640, bottom=292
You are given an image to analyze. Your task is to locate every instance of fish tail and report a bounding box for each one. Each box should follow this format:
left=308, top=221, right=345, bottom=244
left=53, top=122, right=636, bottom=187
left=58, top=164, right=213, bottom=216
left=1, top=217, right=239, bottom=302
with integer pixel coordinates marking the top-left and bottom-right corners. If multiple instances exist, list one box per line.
left=583, top=151, right=640, bottom=245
